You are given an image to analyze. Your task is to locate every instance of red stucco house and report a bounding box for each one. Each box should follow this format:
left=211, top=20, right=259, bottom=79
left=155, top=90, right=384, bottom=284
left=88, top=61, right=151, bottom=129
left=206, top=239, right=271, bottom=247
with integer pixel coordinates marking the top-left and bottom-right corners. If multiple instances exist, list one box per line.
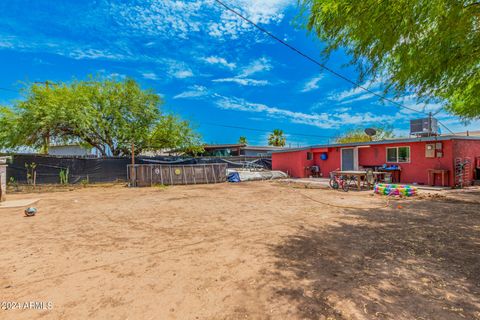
left=272, top=135, right=480, bottom=187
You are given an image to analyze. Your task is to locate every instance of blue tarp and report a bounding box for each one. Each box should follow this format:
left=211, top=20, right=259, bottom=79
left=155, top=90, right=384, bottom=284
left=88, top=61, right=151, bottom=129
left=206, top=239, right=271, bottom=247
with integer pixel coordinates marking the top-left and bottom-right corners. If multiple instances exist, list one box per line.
left=227, top=172, right=241, bottom=183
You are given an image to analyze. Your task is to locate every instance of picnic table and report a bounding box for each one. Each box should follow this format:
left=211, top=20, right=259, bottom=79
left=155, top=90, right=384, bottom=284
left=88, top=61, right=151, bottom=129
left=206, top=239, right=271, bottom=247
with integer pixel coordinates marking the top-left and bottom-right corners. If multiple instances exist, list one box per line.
left=332, top=170, right=385, bottom=190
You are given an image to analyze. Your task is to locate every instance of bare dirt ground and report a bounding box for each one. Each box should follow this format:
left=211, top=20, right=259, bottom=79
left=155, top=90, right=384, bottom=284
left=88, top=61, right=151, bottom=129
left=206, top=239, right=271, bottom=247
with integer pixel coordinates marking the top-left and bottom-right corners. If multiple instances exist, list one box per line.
left=1, top=182, right=479, bottom=320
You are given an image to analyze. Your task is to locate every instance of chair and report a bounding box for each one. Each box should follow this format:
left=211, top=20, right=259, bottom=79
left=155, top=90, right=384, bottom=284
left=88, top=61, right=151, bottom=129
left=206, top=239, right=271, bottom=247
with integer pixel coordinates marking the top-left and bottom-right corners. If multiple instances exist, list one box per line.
left=364, top=168, right=375, bottom=189
left=383, top=172, right=392, bottom=183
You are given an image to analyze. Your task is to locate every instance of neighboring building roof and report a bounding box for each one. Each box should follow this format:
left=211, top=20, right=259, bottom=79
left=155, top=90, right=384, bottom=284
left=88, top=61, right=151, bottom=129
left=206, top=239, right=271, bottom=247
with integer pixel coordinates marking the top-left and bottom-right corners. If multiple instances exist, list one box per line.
left=202, top=144, right=287, bottom=151
left=203, top=144, right=246, bottom=149
left=48, top=144, right=94, bottom=156
left=49, top=144, right=88, bottom=148
left=241, top=146, right=285, bottom=151
left=272, top=135, right=480, bottom=154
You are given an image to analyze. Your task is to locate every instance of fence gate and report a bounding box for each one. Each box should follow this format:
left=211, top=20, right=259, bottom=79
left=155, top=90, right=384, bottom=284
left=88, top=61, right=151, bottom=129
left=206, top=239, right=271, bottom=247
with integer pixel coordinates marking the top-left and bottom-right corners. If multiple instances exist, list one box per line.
left=127, top=163, right=228, bottom=187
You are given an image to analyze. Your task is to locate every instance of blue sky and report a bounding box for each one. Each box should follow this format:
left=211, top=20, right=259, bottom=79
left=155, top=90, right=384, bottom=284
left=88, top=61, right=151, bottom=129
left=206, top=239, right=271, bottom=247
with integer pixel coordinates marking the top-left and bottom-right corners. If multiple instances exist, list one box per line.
left=0, top=0, right=478, bottom=147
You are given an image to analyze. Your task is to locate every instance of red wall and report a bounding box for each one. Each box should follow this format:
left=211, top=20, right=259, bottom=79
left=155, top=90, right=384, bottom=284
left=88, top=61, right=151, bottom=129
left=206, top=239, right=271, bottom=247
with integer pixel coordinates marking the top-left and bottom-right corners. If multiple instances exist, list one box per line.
left=353, top=141, right=454, bottom=186
left=453, top=140, right=480, bottom=185
left=272, top=139, right=480, bottom=186
left=271, top=150, right=314, bottom=178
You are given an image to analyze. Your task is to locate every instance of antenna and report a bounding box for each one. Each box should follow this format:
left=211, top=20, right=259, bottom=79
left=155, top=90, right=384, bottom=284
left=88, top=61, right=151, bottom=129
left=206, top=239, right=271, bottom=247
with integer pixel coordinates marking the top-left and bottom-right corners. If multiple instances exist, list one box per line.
left=364, top=128, right=377, bottom=141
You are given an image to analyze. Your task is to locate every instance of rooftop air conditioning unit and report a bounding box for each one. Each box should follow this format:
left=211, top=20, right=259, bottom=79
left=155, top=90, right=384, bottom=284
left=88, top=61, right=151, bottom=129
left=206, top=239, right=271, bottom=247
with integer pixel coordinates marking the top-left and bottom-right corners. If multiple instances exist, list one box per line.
left=410, top=117, right=439, bottom=137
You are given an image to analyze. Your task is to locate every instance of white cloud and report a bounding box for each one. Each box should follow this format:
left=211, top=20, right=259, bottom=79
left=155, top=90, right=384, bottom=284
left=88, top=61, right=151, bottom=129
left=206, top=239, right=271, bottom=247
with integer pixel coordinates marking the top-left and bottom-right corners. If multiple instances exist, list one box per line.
left=142, top=72, right=159, bottom=80
left=109, top=0, right=291, bottom=41
left=329, top=79, right=382, bottom=102
left=174, top=85, right=210, bottom=99
left=211, top=57, right=273, bottom=86
left=391, top=94, right=443, bottom=115
left=173, top=70, right=193, bottom=79
left=338, top=93, right=376, bottom=105
left=328, top=77, right=407, bottom=107
left=208, top=0, right=291, bottom=39
left=215, top=96, right=400, bottom=129
left=108, top=1, right=204, bottom=39
left=238, top=57, right=272, bottom=77
left=201, top=56, right=236, bottom=69
left=0, top=40, right=14, bottom=49
left=68, top=48, right=127, bottom=60
left=212, top=78, right=269, bottom=86
left=0, top=0, right=292, bottom=63
left=161, top=59, right=194, bottom=79
left=301, top=75, right=324, bottom=93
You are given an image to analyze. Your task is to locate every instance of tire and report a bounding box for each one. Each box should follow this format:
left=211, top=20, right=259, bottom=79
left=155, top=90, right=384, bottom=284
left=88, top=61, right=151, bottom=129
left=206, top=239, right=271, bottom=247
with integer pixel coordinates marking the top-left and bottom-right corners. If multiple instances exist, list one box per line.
left=342, top=178, right=350, bottom=192
left=329, top=178, right=339, bottom=189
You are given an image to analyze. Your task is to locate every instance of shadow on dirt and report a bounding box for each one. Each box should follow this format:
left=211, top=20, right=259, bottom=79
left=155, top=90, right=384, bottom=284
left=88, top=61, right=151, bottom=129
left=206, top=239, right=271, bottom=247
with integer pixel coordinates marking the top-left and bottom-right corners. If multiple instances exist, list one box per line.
left=270, top=199, right=480, bottom=319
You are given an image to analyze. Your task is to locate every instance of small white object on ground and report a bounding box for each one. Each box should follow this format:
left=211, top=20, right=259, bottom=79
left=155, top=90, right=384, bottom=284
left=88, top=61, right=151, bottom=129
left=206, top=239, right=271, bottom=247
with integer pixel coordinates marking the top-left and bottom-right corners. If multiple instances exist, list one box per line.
left=24, top=207, right=37, bottom=217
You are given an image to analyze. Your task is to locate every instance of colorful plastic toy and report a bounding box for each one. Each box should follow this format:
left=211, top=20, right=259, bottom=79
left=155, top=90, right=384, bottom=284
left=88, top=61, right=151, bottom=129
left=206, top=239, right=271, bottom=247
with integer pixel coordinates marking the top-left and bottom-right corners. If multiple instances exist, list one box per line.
left=374, top=183, right=417, bottom=197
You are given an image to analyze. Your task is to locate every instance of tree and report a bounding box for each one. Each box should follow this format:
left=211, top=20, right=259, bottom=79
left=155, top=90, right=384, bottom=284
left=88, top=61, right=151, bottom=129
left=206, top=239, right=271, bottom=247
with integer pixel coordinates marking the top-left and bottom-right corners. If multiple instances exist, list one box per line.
left=149, top=114, right=204, bottom=155
left=238, top=136, right=248, bottom=145
left=0, top=106, right=19, bottom=150
left=335, top=125, right=395, bottom=144
left=0, top=77, right=203, bottom=156
left=268, top=129, right=286, bottom=147
left=301, top=0, right=480, bottom=119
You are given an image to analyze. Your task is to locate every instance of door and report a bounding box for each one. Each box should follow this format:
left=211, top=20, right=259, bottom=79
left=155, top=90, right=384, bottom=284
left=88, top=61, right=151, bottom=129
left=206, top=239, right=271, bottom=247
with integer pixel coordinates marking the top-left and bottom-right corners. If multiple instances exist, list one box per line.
left=341, top=148, right=354, bottom=171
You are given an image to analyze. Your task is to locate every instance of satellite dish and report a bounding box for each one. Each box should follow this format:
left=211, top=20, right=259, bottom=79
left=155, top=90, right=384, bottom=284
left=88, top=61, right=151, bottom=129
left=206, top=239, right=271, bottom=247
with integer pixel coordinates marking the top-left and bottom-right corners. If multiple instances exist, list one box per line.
left=365, top=128, right=377, bottom=137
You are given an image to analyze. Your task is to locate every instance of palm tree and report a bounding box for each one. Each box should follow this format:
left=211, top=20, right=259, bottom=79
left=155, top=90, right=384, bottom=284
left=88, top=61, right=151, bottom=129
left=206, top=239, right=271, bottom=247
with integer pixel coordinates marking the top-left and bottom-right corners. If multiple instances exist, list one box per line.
left=268, top=129, right=286, bottom=147
left=238, top=136, right=248, bottom=145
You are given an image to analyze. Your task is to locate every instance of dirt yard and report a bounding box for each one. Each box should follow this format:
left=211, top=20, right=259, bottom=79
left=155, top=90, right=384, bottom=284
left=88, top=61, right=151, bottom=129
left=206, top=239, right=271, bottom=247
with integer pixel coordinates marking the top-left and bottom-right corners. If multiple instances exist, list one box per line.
left=1, top=182, right=479, bottom=320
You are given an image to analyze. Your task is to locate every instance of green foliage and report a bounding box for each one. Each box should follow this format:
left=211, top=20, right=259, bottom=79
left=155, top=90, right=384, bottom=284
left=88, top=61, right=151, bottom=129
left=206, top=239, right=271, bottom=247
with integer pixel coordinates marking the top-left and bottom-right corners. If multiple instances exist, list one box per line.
left=0, top=77, right=203, bottom=156
left=149, top=114, right=204, bottom=155
left=8, top=177, right=17, bottom=188
left=7, top=177, right=19, bottom=192
left=238, top=136, right=248, bottom=145
left=153, top=183, right=168, bottom=190
left=268, top=129, right=286, bottom=147
left=335, top=126, right=395, bottom=144
left=301, top=0, right=480, bottom=119
left=80, top=177, right=89, bottom=187
left=25, top=162, right=37, bottom=185
left=59, top=168, right=69, bottom=185
left=0, top=106, right=21, bottom=150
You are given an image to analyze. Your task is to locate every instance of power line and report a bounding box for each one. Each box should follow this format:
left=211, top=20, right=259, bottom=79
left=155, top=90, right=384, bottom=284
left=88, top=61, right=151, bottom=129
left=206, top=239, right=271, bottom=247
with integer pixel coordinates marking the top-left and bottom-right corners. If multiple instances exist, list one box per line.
left=212, top=0, right=456, bottom=135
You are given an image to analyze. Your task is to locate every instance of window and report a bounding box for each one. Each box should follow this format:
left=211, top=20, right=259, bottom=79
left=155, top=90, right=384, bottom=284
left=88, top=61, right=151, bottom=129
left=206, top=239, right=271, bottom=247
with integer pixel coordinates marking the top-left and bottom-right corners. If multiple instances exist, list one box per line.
left=306, top=152, right=313, bottom=160
left=386, top=146, right=410, bottom=163
left=387, top=148, right=397, bottom=162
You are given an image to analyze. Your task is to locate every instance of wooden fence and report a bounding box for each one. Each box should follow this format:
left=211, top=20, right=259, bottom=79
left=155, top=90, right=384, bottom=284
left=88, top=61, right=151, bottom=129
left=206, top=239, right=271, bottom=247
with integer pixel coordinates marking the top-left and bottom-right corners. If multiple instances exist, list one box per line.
left=127, top=163, right=228, bottom=187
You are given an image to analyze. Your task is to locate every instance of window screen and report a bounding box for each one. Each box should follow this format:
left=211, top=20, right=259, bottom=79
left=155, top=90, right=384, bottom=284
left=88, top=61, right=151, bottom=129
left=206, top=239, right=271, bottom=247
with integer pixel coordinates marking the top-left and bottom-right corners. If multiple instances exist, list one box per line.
left=398, top=147, right=410, bottom=162
left=386, top=148, right=397, bottom=162
left=386, top=147, right=410, bottom=162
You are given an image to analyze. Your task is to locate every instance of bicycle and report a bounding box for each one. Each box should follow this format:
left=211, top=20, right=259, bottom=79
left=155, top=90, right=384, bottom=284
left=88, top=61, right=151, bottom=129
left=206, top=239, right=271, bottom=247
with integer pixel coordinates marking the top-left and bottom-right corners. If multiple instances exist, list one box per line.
left=329, top=174, right=353, bottom=192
